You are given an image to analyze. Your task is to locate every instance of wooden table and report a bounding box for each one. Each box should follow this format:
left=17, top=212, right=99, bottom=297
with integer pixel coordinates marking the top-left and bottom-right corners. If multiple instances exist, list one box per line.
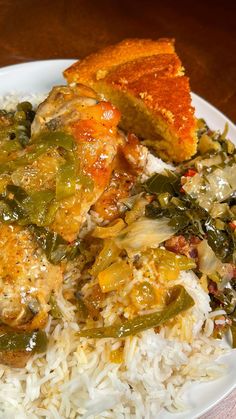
left=0, top=0, right=235, bottom=417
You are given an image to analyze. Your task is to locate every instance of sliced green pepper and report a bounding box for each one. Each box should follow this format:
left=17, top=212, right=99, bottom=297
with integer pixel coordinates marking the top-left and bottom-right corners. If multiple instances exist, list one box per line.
left=153, top=248, right=196, bottom=270
left=0, top=185, right=57, bottom=226
left=0, top=330, right=48, bottom=353
left=90, top=239, right=121, bottom=277
left=1, top=140, right=22, bottom=153
left=49, top=295, right=62, bottom=319
left=77, top=173, right=94, bottom=192
left=56, top=161, right=76, bottom=201
left=78, top=285, right=194, bottom=339
left=33, top=131, right=75, bottom=151
left=24, top=190, right=57, bottom=226
left=0, top=131, right=75, bottom=175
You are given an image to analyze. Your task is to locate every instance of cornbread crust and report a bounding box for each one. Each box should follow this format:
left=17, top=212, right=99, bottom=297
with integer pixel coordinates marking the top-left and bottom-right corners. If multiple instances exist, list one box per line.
left=64, top=38, right=197, bottom=162
left=64, top=38, right=175, bottom=84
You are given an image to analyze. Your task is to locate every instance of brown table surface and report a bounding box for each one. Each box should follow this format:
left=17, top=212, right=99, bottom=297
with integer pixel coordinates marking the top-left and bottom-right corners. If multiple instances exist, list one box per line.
left=0, top=0, right=236, bottom=417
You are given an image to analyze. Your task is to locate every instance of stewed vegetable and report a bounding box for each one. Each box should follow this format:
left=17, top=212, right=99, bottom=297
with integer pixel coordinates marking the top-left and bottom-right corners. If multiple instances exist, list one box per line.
left=78, top=285, right=194, bottom=338
left=0, top=330, right=47, bottom=353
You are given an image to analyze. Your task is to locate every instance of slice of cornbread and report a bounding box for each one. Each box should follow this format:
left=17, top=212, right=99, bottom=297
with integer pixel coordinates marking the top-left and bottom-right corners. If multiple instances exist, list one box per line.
left=64, top=39, right=197, bottom=162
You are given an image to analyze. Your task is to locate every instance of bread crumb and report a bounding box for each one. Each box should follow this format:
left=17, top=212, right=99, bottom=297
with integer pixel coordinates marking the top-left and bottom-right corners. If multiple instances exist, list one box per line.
left=96, top=69, right=108, bottom=80
left=139, top=92, right=153, bottom=101
left=161, top=108, right=175, bottom=123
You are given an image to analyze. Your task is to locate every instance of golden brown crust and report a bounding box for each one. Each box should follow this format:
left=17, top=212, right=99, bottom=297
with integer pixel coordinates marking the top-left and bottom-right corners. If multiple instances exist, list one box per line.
left=64, top=38, right=175, bottom=84
left=64, top=38, right=197, bottom=162
left=103, top=53, right=183, bottom=84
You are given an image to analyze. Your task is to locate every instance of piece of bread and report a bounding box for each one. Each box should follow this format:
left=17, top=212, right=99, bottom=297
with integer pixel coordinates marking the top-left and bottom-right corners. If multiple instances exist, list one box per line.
left=64, top=38, right=197, bottom=162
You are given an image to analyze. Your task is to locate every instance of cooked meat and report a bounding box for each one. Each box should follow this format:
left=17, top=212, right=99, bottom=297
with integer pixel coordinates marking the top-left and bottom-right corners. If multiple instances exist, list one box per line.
left=165, top=235, right=200, bottom=258
left=3, top=85, right=124, bottom=242
left=92, top=132, right=147, bottom=221
left=0, top=84, right=128, bottom=368
left=64, top=38, right=197, bottom=162
left=0, top=84, right=124, bottom=366
left=0, top=223, right=62, bottom=329
left=92, top=169, right=135, bottom=221
left=9, top=84, right=123, bottom=241
left=31, top=84, right=99, bottom=135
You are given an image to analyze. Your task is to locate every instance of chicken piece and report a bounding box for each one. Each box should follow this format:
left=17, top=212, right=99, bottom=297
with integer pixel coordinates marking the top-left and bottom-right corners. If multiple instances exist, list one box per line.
left=0, top=223, right=62, bottom=329
left=29, top=84, right=121, bottom=241
left=119, top=133, right=148, bottom=172
left=92, top=169, right=135, bottom=221
left=92, top=133, right=147, bottom=221
left=31, top=84, right=99, bottom=135
left=0, top=86, right=123, bottom=367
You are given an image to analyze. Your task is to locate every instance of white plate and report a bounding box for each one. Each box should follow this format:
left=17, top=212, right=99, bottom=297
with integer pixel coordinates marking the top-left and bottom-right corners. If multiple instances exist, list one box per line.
left=0, top=60, right=236, bottom=419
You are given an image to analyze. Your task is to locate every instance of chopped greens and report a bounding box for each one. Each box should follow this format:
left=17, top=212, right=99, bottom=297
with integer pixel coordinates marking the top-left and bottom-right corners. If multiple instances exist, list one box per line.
left=0, top=184, right=57, bottom=226
left=144, top=164, right=236, bottom=263
left=29, top=225, right=82, bottom=264
left=205, top=219, right=233, bottom=262
left=142, top=119, right=236, bottom=346
left=144, top=172, right=180, bottom=195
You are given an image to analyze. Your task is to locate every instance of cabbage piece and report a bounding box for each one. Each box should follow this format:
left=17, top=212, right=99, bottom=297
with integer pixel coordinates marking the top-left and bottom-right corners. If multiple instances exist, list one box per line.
left=115, top=217, right=175, bottom=251
left=183, top=163, right=236, bottom=211
left=197, top=240, right=235, bottom=286
left=197, top=240, right=221, bottom=275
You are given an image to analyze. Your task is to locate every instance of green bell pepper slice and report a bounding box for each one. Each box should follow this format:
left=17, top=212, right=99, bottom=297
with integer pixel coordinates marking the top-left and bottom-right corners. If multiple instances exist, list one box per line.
left=78, top=285, right=194, bottom=339
left=0, top=330, right=48, bottom=353
left=56, top=161, right=76, bottom=201
left=0, top=131, right=75, bottom=175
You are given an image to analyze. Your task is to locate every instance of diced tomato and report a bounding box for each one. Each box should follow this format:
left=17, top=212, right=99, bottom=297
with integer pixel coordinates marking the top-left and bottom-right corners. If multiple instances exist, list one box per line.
left=229, top=221, right=236, bottom=231
left=183, top=168, right=197, bottom=177
left=208, top=279, right=218, bottom=295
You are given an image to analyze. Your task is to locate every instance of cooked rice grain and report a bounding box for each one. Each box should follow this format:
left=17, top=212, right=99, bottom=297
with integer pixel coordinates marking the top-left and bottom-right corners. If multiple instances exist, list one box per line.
left=0, top=271, right=227, bottom=419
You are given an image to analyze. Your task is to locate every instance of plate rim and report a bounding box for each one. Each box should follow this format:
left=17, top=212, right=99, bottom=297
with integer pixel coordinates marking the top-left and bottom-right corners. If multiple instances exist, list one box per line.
left=0, top=58, right=76, bottom=72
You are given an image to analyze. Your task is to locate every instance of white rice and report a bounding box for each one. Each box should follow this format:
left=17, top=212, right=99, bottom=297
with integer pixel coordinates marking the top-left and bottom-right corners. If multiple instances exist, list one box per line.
left=0, top=92, right=47, bottom=111
left=0, top=93, right=228, bottom=419
left=144, top=153, right=174, bottom=177
left=0, top=275, right=226, bottom=419
left=0, top=267, right=227, bottom=418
